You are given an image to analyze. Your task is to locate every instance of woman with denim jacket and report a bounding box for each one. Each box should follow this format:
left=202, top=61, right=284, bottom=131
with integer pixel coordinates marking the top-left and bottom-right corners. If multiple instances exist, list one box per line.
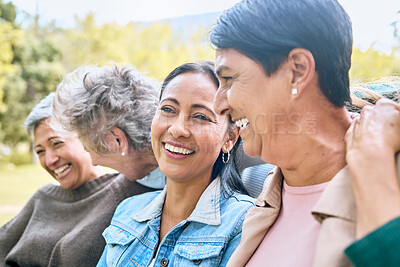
left=97, top=61, right=254, bottom=267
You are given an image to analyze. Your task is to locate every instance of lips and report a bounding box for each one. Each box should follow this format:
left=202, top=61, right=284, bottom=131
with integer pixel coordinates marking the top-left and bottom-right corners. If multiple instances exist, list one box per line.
left=162, top=141, right=195, bottom=160
left=53, top=163, right=72, bottom=179
left=164, top=143, right=194, bottom=155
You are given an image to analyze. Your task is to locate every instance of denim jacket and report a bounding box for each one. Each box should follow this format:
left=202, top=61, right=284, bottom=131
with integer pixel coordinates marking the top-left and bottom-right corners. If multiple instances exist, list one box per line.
left=97, top=178, right=254, bottom=267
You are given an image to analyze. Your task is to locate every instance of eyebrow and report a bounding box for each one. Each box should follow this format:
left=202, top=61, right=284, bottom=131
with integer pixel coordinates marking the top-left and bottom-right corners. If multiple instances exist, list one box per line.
left=161, top=98, right=217, bottom=120
left=34, top=137, right=60, bottom=149
left=161, top=98, right=179, bottom=105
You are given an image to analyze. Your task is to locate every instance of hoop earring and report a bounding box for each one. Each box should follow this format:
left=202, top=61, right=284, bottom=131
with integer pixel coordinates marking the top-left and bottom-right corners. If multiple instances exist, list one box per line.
left=222, top=151, right=230, bottom=164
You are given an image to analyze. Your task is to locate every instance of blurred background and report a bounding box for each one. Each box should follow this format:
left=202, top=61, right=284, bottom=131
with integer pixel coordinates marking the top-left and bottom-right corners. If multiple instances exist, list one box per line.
left=0, top=0, right=399, bottom=225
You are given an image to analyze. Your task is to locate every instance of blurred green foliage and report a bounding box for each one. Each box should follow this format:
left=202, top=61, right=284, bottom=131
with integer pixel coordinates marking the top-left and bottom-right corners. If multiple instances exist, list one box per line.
left=0, top=0, right=22, bottom=112
left=59, top=14, right=213, bottom=80
left=350, top=47, right=400, bottom=83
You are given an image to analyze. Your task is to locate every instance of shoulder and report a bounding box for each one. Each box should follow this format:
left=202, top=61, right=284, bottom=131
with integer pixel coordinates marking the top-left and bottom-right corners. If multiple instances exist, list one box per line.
left=113, top=190, right=162, bottom=219
left=222, top=193, right=255, bottom=209
left=33, top=183, right=60, bottom=198
left=229, top=193, right=256, bottom=204
left=108, top=173, right=158, bottom=199
left=219, top=193, right=255, bottom=229
left=38, top=182, right=59, bottom=191
left=0, top=184, right=59, bottom=231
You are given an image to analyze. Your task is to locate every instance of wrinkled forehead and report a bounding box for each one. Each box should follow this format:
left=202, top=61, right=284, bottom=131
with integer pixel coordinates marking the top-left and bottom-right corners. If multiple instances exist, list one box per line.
left=34, top=119, right=76, bottom=145
left=215, top=48, right=262, bottom=76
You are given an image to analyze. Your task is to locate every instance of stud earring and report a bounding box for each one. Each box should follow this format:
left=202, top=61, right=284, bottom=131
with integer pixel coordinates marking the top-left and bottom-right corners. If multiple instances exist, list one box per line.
left=292, top=88, right=298, bottom=95
left=121, top=152, right=126, bottom=156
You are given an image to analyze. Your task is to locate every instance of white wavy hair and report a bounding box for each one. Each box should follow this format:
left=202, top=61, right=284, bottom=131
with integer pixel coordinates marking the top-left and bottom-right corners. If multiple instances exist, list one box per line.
left=52, top=64, right=160, bottom=154
left=25, top=92, right=55, bottom=135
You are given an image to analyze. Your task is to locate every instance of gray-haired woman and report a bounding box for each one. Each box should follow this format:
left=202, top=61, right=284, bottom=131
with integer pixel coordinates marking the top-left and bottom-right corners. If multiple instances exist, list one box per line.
left=52, top=64, right=165, bottom=189
left=0, top=92, right=156, bottom=266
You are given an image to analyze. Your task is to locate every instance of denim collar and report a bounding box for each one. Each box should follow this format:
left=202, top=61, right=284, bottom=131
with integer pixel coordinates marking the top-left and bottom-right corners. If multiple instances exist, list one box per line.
left=132, top=177, right=221, bottom=226
left=136, top=167, right=166, bottom=189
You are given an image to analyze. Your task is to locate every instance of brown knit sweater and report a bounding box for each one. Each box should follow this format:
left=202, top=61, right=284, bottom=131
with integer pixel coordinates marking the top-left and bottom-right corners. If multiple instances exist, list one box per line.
left=0, top=172, right=160, bottom=267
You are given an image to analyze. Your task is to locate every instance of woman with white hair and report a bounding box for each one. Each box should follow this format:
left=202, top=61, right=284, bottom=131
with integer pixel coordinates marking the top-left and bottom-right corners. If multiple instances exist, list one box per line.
left=0, top=92, right=156, bottom=266
left=52, top=64, right=165, bottom=189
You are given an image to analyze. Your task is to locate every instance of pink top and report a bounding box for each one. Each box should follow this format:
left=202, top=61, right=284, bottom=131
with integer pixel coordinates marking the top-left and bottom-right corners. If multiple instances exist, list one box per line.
left=246, top=179, right=330, bottom=267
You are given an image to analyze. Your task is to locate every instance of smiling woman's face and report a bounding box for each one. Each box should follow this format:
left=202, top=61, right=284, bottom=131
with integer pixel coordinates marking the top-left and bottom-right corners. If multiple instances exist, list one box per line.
left=34, top=119, right=99, bottom=190
left=214, top=48, right=293, bottom=163
left=151, top=72, right=231, bottom=184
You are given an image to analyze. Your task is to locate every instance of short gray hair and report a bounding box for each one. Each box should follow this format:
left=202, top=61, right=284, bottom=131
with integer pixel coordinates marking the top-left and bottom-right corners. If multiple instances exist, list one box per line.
left=25, top=92, right=55, bottom=135
left=52, top=64, right=160, bottom=154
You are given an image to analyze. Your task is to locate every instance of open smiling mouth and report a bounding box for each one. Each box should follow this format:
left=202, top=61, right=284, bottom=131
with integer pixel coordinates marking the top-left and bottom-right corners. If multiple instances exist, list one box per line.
left=163, top=143, right=195, bottom=155
left=54, top=163, right=72, bottom=178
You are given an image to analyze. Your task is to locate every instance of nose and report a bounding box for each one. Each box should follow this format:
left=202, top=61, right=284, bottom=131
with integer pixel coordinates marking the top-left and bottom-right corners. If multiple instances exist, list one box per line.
left=214, top=86, right=231, bottom=116
left=45, top=149, right=59, bottom=167
left=168, top=114, right=191, bottom=139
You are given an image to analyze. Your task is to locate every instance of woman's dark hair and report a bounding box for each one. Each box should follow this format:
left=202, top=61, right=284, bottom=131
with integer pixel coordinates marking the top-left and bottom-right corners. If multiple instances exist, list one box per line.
left=210, top=0, right=353, bottom=107
left=161, top=61, right=248, bottom=197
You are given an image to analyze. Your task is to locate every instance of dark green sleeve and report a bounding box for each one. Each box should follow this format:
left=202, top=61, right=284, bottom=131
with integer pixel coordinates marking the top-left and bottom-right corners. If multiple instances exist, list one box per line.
left=345, top=217, right=400, bottom=267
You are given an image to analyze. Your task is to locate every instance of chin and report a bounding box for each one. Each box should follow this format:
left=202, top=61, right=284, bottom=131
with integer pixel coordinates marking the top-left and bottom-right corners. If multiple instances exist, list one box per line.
left=242, top=144, right=261, bottom=158
left=165, top=173, right=188, bottom=184
left=163, top=165, right=197, bottom=183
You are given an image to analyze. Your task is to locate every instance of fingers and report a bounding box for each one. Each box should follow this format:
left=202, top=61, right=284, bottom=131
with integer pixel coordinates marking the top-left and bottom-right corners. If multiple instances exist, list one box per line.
left=375, top=98, right=400, bottom=113
left=345, top=118, right=358, bottom=149
left=375, top=97, right=400, bottom=106
left=358, top=104, right=373, bottom=123
left=349, top=112, right=360, bottom=120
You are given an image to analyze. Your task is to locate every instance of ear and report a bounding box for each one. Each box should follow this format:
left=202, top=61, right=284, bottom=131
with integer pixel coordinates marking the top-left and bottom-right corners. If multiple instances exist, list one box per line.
left=106, top=127, right=129, bottom=154
left=222, top=126, right=240, bottom=153
left=287, top=48, right=315, bottom=97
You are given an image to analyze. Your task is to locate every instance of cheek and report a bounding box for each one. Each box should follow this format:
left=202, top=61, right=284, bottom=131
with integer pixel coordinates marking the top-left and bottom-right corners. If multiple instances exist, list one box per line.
left=39, top=157, right=47, bottom=169
left=195, top=126, right=226, bottom=155
left=151, top=114, right=165, bottom=152
left=199, top=136, right=220, bottom=155
left=253, top=113, right=270, bottom=134
left=229, top=82, right=249, bottom=106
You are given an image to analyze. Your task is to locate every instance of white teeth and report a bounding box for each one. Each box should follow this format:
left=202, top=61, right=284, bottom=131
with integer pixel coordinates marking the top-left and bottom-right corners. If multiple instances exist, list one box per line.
left=235, top=118, right=249, bottom=129
left=182, top=148, right=192, bottom=154
left=164, top=143, right=194, bottom=155
left=54, top=164, right=70, bottom=175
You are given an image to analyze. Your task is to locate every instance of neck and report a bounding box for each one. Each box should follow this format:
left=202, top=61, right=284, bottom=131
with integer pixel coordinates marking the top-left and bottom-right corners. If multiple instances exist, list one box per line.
left=274, top=97, right=352, bottom=186
left=118, top=148, right=158, bottom=181
left=164, top=178, right=210, bottom=221
left=159, top=175, right=211, bottom=241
